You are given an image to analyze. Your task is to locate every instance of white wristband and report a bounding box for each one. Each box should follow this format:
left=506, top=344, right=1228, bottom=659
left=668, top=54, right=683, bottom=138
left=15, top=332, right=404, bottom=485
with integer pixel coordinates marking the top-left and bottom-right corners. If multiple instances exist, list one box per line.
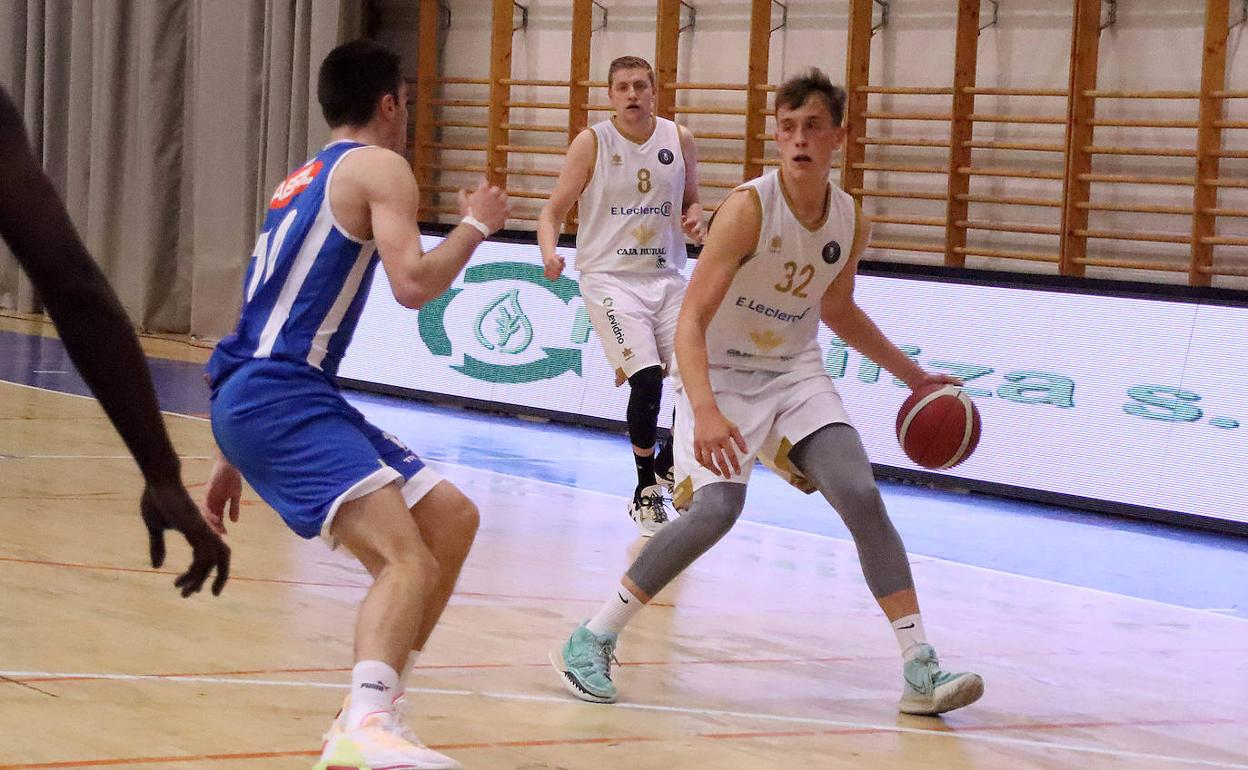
left=461, top=215, right=491, bottom=238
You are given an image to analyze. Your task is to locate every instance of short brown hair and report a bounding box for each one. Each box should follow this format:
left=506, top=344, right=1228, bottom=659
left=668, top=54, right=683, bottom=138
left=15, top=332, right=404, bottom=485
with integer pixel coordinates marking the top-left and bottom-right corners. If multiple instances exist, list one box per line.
left=775, top=68, right=847, bottom=126
left=608, top=56, right=655, bottom=89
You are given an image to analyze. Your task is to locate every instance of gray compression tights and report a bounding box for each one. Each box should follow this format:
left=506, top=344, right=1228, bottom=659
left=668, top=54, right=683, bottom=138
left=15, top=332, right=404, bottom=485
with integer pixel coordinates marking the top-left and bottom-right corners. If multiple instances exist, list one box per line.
left=625, top=423, right=913, bottom=600
left=626, top=482, right=747, bottom=599
left=790, top=423, right=914, bottom=599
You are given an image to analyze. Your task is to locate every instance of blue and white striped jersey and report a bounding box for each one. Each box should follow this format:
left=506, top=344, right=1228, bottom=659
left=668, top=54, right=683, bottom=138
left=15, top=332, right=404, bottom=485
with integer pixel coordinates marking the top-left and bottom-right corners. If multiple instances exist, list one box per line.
left=207, top=141, right=380, bottom=387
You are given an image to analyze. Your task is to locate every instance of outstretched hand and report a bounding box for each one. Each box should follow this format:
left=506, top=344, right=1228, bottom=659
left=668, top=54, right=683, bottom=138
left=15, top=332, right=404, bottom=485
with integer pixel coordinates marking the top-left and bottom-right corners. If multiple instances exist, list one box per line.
left=141, top=481, right=231, bottom=597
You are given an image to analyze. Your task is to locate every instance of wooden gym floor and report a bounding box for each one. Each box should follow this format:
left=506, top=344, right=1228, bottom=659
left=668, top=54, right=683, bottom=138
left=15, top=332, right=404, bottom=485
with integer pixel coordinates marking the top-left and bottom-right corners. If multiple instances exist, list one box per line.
left=0, top=316, right=1245, bottom=770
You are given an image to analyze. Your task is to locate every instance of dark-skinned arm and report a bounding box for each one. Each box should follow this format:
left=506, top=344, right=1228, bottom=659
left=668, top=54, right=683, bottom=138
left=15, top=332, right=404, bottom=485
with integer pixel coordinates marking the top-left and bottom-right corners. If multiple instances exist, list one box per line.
left=0, top=85, right=229, bottom=596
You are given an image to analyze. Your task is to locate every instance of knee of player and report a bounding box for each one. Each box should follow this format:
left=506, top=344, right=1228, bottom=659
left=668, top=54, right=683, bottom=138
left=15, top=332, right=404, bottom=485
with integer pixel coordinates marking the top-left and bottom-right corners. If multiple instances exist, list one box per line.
left=440, top=489, right=481, bottom=540
left=627, top=365, right=664, bottom=393
left=687, top=483, right=746, bottom=534
left=836, top=482, right=889, bottom=526
left=704, top=507, right=740, bottom=538
left=456, top=498, right=481, bottom=539
left=387, top=547, right=441, bottom=586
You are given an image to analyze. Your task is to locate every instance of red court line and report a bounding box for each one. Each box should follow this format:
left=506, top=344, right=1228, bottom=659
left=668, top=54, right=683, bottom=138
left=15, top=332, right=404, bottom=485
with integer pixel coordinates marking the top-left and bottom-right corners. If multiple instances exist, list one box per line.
left=436, top=735, right=659, bottom=750
left=704, top=716, right=1241, bottom=740
left=9, top=653, right=875, bottom=684
left=0, top=555, right=675, bottom=607
left=0, top=492, right=120, bottom=500
left=1, top=718, right=1241, bottom=769
left=0, top=735, right=662, bottom=770
left=12, top=633, right=1240, bottom=684
left=955, top=717, right=1240, bottom=732
left=0, top=497, right=129, bottom=501
left=457, top=589, right=675, bottom=607
left=0, top=556, right=365, bottom=589
left=12, top=667, right=350, bottom=684
left=705, top=727, right=885, bottom=739
left=0, top=750, right=319, bottom=769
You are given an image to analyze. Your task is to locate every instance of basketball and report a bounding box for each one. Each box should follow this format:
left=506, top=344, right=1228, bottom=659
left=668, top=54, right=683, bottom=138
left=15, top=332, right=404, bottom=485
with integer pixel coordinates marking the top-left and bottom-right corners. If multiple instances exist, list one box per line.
left=895, top=384, right=981, bottom=470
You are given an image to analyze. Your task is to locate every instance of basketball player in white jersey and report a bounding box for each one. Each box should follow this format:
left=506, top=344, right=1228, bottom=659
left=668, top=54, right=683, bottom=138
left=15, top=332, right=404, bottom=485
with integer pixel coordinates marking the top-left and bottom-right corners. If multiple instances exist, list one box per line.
left=200, top=41, right=507, bottom=769
left=552, top=68, right=984, bottom=716
left=538, top=56, right=704, bottom=536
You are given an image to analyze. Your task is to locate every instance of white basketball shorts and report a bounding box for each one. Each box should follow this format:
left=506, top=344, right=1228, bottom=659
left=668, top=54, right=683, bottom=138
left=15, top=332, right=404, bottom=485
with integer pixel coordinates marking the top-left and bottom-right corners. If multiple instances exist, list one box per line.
left=670, top=365, right=852, bottom=509
left=578, top=269, right=686, bottom=384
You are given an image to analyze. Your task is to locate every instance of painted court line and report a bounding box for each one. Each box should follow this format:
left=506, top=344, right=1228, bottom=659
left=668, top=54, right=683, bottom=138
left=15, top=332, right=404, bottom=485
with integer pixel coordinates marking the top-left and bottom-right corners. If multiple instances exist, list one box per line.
left=0, top=750, right=320, bottom=769
left=420, top=456, right=1248, bottom=626
left=0, top=555, right=682, bottom=609
left=10, top=635, right=1242, bottom=687
left=4, top=379, right=1243, bottom=623
left=1, top=455, right=214, bottom=461
left=0, top=381, right=201, bottom=424
left=9, top=376, right=1248, bottom=623
left=7, top=551, right=1241, bottom=641
left=7, top=670, right=1244, bottom=769
left=5, top=722, right=1247, bottom=770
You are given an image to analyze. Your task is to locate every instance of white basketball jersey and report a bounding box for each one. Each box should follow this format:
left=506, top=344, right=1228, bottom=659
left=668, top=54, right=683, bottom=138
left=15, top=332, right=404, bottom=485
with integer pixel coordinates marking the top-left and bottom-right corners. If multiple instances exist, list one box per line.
left=574, top=116, right=688, bottom=275
left=704, top=170, right=859, bottom=373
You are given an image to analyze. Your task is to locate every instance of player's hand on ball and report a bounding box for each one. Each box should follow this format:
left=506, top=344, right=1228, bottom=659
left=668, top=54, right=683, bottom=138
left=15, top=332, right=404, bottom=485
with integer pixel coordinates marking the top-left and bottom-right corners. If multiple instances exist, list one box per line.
left=908, top=371, right=963, bottom=391
left=459, top=180, right=510, bottom=234
left=141, top=480, right=231, bottom=598
left=693, top=406, right=748, bottom=478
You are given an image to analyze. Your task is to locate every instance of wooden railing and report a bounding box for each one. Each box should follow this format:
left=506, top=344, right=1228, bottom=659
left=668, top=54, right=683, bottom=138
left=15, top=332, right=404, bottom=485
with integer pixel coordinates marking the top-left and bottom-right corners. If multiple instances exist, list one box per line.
left=408, top=0, right=1245, bottom=287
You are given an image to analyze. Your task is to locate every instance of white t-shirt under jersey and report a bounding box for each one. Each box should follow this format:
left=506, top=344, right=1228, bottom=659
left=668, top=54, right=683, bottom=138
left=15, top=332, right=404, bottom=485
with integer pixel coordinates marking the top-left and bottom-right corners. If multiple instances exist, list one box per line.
left=704, top=169, right=860, bottom=374
left=574, top=116, right=688, bottom=275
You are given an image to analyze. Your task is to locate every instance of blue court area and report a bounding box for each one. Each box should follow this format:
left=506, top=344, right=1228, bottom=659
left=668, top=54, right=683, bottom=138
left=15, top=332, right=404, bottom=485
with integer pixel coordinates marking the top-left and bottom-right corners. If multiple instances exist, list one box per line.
left=3, top=327, right=1246, bottom=619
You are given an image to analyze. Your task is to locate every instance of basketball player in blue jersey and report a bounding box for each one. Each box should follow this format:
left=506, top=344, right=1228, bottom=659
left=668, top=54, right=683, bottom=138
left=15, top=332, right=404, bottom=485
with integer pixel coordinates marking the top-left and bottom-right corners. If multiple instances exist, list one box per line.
left=538, top=56, right=704, bottom=536
left=0, top=84, right=230, bottom=597
left=200, top=41, right=507, bottom=770
left=553, top=69, right=984, bottom=716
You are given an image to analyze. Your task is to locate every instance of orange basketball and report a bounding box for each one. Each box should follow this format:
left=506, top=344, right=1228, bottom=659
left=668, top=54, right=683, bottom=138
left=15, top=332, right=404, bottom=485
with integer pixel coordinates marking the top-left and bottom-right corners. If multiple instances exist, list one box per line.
left=895, top=384, right=981, bottom=470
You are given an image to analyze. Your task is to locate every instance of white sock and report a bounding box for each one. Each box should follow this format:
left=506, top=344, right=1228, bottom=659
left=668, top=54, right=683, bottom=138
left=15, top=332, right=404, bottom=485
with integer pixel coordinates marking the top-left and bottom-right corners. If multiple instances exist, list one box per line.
left=585, top=583, right=645, bottom=636
left=345, top=660, right=399, bottom=729
left=891, top=614, right=928, bottom=661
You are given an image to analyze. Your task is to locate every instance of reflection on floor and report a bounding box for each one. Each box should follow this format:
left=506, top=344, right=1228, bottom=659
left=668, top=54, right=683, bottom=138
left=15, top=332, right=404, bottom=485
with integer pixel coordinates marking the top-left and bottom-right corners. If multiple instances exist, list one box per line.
left=1, top=323, right=1244, bottom=619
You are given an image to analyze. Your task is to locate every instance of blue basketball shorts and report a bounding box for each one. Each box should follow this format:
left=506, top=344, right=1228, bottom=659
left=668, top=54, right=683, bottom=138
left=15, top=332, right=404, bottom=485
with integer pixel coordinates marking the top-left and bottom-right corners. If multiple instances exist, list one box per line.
left=210, top=359, right=441, bottom=545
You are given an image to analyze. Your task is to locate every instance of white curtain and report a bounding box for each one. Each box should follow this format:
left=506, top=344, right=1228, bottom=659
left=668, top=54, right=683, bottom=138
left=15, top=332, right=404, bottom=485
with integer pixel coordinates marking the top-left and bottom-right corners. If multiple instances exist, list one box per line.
left=0, top=0, right=363, bottom=336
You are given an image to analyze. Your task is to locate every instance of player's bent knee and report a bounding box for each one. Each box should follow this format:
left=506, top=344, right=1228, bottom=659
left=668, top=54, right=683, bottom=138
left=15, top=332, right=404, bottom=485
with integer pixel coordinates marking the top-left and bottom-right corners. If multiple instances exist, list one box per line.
left=685, top=482, right=747, bottom=536
left=414, top=482, right=479, bottom=537
left=841, top=479, right=885, bottom=515
left=456, top=498, right=481, bottom=540
left=684, top=501, right=738, bottom=539
left=627, top=364, right=664, bottom=392
left=626, top=366, right=665, bottom=447
left=390, top=547, right=440, bottom=587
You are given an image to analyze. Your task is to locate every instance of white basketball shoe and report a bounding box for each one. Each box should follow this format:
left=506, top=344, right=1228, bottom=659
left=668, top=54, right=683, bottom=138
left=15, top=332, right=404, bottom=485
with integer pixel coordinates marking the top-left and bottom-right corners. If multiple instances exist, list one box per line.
left=628, top=484, right=672, bottom=537
left=313, top=707, right=462, bottom=770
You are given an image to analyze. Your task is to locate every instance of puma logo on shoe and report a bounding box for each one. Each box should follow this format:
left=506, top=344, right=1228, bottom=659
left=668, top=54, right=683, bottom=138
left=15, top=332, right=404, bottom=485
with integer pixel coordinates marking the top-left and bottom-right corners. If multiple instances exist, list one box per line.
left=359, top=680, right=390, bottom=693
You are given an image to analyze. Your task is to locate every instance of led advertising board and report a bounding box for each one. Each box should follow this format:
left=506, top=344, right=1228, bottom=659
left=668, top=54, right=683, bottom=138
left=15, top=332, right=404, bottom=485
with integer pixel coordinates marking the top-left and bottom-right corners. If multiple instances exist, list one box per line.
left=339, top=235, right=1248, bottom=530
